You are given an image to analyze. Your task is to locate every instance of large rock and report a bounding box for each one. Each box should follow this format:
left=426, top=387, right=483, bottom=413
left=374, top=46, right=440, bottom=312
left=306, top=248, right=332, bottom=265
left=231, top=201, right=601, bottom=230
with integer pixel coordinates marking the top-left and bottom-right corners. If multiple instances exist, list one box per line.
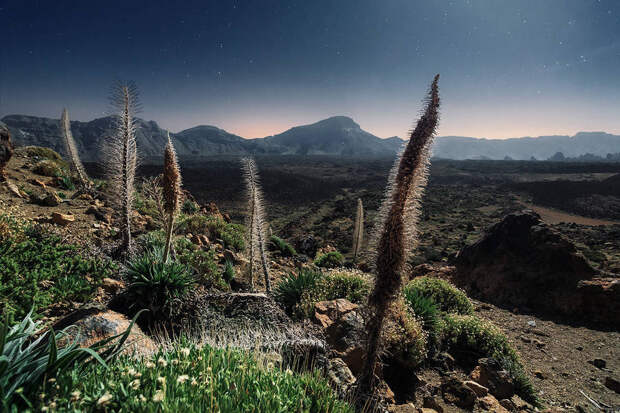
left=321, top=301, right=366, bottom=375
left=0, top=122, right=13, bottom=181
left=454, top=210, right=617, bottom=324
left=53, top=305, right=156, bottom=355
left=469, top=358, right=515, bottom=400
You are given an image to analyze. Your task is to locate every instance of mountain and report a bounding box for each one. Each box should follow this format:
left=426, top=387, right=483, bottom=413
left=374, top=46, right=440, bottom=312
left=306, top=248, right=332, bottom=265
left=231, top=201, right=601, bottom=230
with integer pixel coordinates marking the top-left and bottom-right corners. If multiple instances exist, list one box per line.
left=432, top=132, right=620, bottom=160
left=1, top=114, right=402, bottom=161
left=3, top=113, right=619, bottom=161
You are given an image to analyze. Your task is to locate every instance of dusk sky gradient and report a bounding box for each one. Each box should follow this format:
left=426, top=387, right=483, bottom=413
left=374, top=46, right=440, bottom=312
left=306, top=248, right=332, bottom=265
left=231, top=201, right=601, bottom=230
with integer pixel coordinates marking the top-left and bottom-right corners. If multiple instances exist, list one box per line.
left=1, top=0, right=619, bottom=139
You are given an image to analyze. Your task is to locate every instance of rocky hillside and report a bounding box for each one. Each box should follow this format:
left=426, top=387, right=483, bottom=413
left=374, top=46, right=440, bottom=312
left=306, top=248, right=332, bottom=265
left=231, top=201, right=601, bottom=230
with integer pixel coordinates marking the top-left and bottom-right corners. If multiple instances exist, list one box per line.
left=1, top=114, right=402, bottom=161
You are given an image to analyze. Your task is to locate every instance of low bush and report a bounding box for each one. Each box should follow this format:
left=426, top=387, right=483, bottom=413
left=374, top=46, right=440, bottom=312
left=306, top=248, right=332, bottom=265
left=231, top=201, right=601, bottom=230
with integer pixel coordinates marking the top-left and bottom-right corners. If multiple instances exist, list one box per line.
left=0, top=216, right=115, bottom=321
left=403, top=276, right=473, bottom=315
left=270, top=235, right=297, bottom=257
left=18, top=146, right=66, bottom=163
left=1, top=310, right=137, bottom=411
left=314, top=251, right=343, bottom=268
left=273, top=269, right=324, bottom=315
left=294, top=270, right=371, bottom=318
left=403, top=288, right=442, bottom=350
left=178, top=215, right=245, bottom=252
left=39, top=342, right=354, bottom=412
left=382, top=299, right=427, bottom=369
left=181, top=199, right=199, bottom=214
left=32, top=159, right=65, bottom=177
left=125, top=248, right=194, bottom=315
left=442, top=314, right=538, bottom=405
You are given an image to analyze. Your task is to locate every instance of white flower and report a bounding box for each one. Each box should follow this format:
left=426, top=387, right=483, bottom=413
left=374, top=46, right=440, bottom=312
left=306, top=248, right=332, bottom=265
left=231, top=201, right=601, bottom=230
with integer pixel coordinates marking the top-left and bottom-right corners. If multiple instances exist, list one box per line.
left=130, top=379, right=141, bottom=390
left=139, top=394, right=147, bottom=403
left=97, top=392, right=113, bottom=406
left=70, top=390, right=81, bottom=402
left=153, top=390, right=165, bottom=402
left=176, top=375, right=189, bottom=384
left=157, top=357, right=168, bottom=367
left=157, top=376, right=166, bottom=386
left=145, top=361, right=156, bottom=369
left=180, top=347, right=191, bottom=357
left=191, top=378, right=198, bottom=386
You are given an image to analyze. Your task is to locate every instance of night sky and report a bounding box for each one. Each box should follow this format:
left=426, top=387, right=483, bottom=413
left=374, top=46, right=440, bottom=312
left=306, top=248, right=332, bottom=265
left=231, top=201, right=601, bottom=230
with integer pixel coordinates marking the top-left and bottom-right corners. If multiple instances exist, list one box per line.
left=1, top=0, right=619, bottom=139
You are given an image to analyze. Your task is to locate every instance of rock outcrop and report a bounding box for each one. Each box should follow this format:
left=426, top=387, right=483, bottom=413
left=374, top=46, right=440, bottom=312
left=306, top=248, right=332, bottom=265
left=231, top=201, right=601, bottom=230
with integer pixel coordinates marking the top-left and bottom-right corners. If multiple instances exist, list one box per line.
left=0, top=122, right=13, bottom=181
left=454, top=210, right=618, bottom=324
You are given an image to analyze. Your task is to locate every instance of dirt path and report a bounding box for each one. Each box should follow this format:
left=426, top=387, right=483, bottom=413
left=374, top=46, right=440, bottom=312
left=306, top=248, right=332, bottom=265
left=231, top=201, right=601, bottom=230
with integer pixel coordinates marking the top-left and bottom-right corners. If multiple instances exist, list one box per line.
left=475, top=300, right=620, bottom=410
left=519, top=201, right=619, bottom=226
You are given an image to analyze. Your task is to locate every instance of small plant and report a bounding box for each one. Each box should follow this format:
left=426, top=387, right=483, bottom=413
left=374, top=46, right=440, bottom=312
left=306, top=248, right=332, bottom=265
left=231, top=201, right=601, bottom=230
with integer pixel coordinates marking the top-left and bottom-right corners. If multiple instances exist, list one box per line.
left=0, top=310, right=138, bottom=410
left=382, top=299, right=427, bottom=369
left=125, top=248, right=194, bottom=315
left=162, top=132, right=182, bottom=262
left=242, top=157, right=271, bottom=291
left=442, top=314, right=539, bottom=405
left=58, top=174, right=75, bottom=190
left=269, top=235, right=297, bottom=257
left=223, top=260, right=235, bottom=284
left=32, top=159, right=64, bottom=177
left=404, top=276, right=473, bottom=315
left=181, top=199, right=199, bottom=214
left=60, top=108, right=90, bottom=189
left=104, top=81, right=140, bottom=253
left=314, top=251, right=344, bottom=268
left=403, top=288, right=442, bottom=350
left=352, top=198, right=364, bottom=263
left=273, top=268, right=324, bottom=315
left=295, top=270, right=371, bottom=318
left=57, top=191, right=67, bottom=199
left=39, top=342, right=354, bottom=412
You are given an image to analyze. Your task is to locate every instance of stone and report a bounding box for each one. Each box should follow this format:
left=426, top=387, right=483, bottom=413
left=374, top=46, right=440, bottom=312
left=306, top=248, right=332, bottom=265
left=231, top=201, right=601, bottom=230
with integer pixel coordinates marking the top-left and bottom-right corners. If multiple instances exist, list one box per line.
left=453, top=210, right=617, bottom=324
left=323, top=308, right=365, bottom=375
left=326, top=358, right=356, bottom=391
left=86, top=205, right=112, bottom=223
left=101, top=278, right=125, bottom=295
left=470, top=358, right=515, bottom=400
left=53, top=306, right=156, bottom=355
left=192, top=233, right=203, bottom=246
left=29, top=178, right=47, bottom=188
left=604, top=376, right=620, bottom=394
left=387, top=403, right=417, bottom=413
left=295, top=235, right=318, bottom=257
left=418, top=409, right=438, bottom=413
left=477, top=395, right=509, bottom=412
left=313, top=298, right=359, bottom=328
left=588, top=358, right=606, bottom=369
left=463, top=380, right=488, bottom=397
left=422, top=396, right=444, bottom=413
left=51, top=212, right=75, bottom=226
left=39, top=190, right=62, bottom=206
left=534, top=370, right=546, bottom=379
left=5, top=180, right=22, bottom=198
left=441, top=378, right=476, bottom=409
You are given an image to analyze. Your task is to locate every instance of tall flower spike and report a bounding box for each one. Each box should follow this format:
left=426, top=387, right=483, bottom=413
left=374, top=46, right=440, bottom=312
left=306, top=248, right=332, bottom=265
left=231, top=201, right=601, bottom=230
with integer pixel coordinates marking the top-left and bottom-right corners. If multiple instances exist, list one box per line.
left=163, top=131, right=182, bottom=262
left=60, top=108, right=89, bottom=188
left=352, top=198, right=364, bottom=263
left=358, top=74, right=440, bottom=397
left=104, top=81, right=140, bottom=254
left=242, top=157, right=271, bottom=292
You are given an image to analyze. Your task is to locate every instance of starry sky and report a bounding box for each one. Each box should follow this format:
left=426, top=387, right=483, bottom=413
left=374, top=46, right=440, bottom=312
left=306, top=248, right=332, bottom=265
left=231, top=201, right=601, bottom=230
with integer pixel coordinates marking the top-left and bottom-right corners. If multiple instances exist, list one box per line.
left=1, top=0, right=619, bottom=139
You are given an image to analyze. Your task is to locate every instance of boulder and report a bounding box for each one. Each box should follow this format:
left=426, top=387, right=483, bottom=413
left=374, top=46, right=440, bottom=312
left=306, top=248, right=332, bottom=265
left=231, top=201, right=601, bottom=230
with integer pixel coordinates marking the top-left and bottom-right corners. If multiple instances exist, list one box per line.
left=323, top=307, right=366, bottom=375
left=477, top=395, right=510, bottom=412
left=387, top=403, right=417, bottom=413
left=101, top=278, right=125, bottom=295
left=441, top=378, right=477, bottom=409
left=470, top=358, right=515, bottom=400
left=295, top=235, right=318, bottom=257
left=51, top=212, right=75, bottom=226
left=463, top=380, right=488, bottom=397
left=53, top=305, right=156, bottom=355
left=31, top=190, right=62, bottom=206
left=326, top=357, right=356, bottom=392
left=454, top=210, right=617, bottom=324
left=5, top=180, right=23, bottom=198
left=314, top=299, right=359, bottom=328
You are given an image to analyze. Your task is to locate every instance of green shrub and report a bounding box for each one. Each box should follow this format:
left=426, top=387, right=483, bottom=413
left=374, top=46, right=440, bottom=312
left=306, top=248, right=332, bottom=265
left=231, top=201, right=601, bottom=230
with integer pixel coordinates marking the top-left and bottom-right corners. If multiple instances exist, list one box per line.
left=1, top=310, right=138, bottom=410
left=383, top=299, right=427, bottom=369
left=442, top=314, right=538, bottom=405
left=0, top=217, right=115, bottom=321
left=32, top=159, right=65, bottom=177
left=269, top=235, right=296, bottom=257
left=19, top=146, right=65, bottom=163
left=273, top=269, right=324, bottom=315
left=178, top=215, right=245, bottom=252
left=223, top=260, right=235, bottom=284
left=403, top=288, right=442, bottom=349
left=294, top=270, right=371, bottom=318
left=126, top=249, right=194, bottom=315
left=38, top=342, right=354, bottom=412
left=314, top=251, right=343, bottom=268
left=404, top=276, right=473, bottom=315
left=58, top=175, right=75, bottom=191
left=181, top=199, right=199, bottom=214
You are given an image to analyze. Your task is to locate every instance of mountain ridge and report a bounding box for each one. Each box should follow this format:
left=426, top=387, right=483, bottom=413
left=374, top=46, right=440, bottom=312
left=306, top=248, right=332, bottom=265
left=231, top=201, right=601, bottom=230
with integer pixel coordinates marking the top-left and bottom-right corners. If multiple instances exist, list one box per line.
left=2, top=114, right=618, bottom=162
